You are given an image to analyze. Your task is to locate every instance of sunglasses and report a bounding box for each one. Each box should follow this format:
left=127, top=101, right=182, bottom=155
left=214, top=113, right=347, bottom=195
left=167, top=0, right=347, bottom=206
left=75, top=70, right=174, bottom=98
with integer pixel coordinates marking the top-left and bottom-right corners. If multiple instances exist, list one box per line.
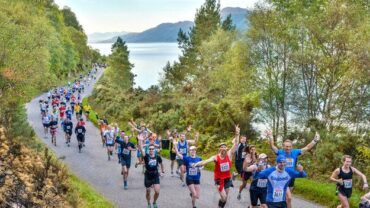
left=149, top=148, right=155, bottom=150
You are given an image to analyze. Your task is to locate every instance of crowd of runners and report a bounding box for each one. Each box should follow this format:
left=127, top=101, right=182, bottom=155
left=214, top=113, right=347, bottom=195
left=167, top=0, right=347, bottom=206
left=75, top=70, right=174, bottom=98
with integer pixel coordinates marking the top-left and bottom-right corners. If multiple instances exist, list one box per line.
left=37, top=64, right=370, bottom=208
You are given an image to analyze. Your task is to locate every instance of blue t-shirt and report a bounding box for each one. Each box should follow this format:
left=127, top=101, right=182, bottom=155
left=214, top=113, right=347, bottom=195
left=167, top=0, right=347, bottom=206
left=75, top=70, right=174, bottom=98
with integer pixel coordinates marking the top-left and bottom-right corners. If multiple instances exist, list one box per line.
left=183, top=156, right=202, bottom=181
left=256, top=167, right=307, bottom=203
left=276, top=149, right=302, bottom=170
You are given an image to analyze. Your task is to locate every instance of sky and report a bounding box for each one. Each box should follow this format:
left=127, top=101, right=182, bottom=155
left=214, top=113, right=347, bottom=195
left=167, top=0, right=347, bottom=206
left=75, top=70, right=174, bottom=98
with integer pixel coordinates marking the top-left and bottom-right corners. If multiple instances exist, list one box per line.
left=54, top=0, right=259, bottom=34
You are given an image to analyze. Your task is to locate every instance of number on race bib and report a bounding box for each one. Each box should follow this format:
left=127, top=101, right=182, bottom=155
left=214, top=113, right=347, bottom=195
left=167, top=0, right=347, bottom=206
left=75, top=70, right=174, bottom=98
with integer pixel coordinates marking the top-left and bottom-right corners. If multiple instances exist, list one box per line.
left=273, top=188, right=284, bottom=201
left=188, top=167, right=198, bottom=176
left=343, top=179, right=352, bottom=188
left=257, top=179, right=268, bottom=188
left=220, top=162, right=230, bottom=172
left=148, top=159, right=157, bottom=167
left=122, top=149, right=130, bottom=155
left=179, top=148, right=186, bottom=154
left=285, top=158, right=294, bottom=168
left=78, top=129, right=82, bottom=133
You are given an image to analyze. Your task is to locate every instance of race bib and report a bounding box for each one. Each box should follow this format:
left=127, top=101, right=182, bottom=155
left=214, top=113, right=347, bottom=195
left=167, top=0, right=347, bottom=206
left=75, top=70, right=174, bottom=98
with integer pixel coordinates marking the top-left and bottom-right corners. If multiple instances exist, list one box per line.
left=77, top=129, right=82, bottom=133
left=66, top=126, right=71, bottom=129
left=179, top=148, right=186, bottom=154
left=188, top=167, right=198, bottom=176
left=343, top=179, right=352, bottom=188
left=273, top=188, right=284, bottom=201
left=122, top=148, right=130, bottom=155
left=286, top=158, right=294, bottom=168
left=257, top=179, right=268, bottom=188
left=241, top=152, right=246, bottom=159
left=220, top=162, right=230, bottom=172
left=148, top=159, right=157, bottom=167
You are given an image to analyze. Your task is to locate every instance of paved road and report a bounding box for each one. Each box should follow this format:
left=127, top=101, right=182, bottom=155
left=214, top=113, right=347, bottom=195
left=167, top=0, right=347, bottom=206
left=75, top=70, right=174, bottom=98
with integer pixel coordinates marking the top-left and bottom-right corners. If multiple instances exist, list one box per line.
left=26, top=68, right=323, bottom=208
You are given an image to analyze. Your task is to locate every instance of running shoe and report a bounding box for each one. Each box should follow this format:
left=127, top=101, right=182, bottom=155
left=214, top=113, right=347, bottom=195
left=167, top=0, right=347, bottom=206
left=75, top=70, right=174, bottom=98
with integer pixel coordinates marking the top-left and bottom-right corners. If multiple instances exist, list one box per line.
left=237, top=193, right=241, bottom=200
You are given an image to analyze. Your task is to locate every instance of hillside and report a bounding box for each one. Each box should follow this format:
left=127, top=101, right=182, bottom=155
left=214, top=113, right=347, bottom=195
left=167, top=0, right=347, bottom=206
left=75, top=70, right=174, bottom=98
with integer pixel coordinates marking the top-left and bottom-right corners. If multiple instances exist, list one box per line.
left=220, top=7, right=249, bottom=31
left=88, top=31, right=129, bottom=43
left=100, top=21, right=194, bottom=43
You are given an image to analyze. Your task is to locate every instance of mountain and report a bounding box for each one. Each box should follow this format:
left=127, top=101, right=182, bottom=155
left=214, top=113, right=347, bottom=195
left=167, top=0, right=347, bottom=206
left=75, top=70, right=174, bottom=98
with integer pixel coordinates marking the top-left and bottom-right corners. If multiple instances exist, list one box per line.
left=100, top=21, right=194, bottom=43
left=88, top=31, right=129, bottom=43
left=220, top=7, right=249, bottom=31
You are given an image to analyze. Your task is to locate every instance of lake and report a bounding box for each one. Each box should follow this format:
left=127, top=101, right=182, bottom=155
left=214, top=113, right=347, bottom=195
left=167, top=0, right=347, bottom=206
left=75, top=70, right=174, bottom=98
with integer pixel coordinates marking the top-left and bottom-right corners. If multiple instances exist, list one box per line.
left=88, top=42, right=181, bottom=89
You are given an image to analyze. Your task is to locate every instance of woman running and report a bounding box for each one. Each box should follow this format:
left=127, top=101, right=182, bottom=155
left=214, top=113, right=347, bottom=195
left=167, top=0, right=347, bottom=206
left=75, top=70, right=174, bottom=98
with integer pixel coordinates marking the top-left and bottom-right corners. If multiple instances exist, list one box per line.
left=175, top=144, right=202, bottom=208
left=237, top=145, right=258, bottom=200
left=330, top=155, right=368, bottom=208
left=193, top=125, right=239, bottom=208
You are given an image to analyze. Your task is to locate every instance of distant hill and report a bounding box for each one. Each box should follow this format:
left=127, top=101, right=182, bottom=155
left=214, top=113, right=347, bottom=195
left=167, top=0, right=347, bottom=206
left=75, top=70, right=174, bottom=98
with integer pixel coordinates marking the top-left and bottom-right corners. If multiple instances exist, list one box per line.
left=98, top=7, right=249, bottom=43
left=220, top=7, right=249, bottom=31
left=100, top=21, right=194, bottom=43
left=88, top=31, right=129, bottom=43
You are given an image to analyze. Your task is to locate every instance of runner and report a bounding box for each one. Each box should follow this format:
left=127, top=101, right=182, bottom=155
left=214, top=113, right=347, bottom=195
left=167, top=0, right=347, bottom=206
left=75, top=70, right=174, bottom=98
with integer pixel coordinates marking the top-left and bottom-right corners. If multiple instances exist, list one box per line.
left=63, top=117, right=73, bottom=147
left=237, top=145, right=258, bottom=200
left=75, top=103, right=81, bottom=119
left=233, top=134, right=248, bottom=180
left=99, top=120, right=108, bottom=147
left=244, top=153, right=270, bottom=208
left=83, top=104, right=91, bottom=121
left=42, top=113, right=50, bottom=138
left=137, top=134, right=165, bottom=208
left=65, top=106, right=73, bottom=120
left=193, top=125, right=240, bottom=208
left=175, top=126, right=199, bottom=186
left=104, top=125, right=115, bottom=160
left=268, top=130, right=320, bottom=208
left=74, top=121, right=86, bottom=153
left=330, top=155, right=368, bottom=208
left=115, top=131, right=125, bottom=163
left=49, top=116, right=58, bottom=146
left=255, top=155, right=307, bottom=208
left=175, top=144, right=202, bottom=208
left=116, top=133, right=136, bottom=189
left=167, top=129, right=179, bottom=176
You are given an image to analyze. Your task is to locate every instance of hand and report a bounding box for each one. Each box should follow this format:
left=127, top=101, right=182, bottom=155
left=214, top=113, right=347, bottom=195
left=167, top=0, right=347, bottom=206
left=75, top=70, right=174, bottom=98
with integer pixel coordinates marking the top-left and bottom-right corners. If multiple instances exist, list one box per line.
left=235, top=124, right=240, bottom=135
left=314, top=132, right=320, bottom=142
left=187, top=125, right=192, bottom=132
left=166, top=129, right=171, bottom=136
left=296, top=164, right=304, bottom=172
left=265, top=130, right=272, bottom=139
left=337, top=179, right=344, bottom=185
left=192, top=163, right=198, bottom=168
left=364, top=183, right=369, bottom=190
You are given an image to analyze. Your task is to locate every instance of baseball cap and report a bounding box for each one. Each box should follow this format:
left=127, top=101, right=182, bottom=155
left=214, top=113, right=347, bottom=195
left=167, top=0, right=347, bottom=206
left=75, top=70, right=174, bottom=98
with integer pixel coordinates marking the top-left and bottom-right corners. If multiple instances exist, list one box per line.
left=276, top=155, right=286, bottom=163
left=259, top=153, right=268, bottom=159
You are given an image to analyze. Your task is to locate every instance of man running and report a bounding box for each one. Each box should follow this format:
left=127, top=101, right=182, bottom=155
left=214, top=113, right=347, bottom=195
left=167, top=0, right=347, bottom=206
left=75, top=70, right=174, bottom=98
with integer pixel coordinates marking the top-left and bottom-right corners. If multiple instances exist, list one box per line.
left=63, top=117, right=73, bottom=147
left=74, top=121, right=86, bottom=153
left=268, top=130, right=320, bottom=208
left=175, top=145, right=202, bottom=208
left=330, top=155, right=368, bottom=208
left=49, top=116, right=58, bottom=146
left=233, top=134, right=248, bottom=180
left=116, top=133, right=136, bottom=189
left=167, top=129, right=178, bottom=176
left=193, top=125, right=239, bottom=208
left=104, top=125, right=115, bottom=160
left=254, top=155, right=307, bottom=208
left=42, top=113, right=50, bottom=138
left=138, top=134, right=164, bottom=208
left=175, top=127, right=199, bottom=186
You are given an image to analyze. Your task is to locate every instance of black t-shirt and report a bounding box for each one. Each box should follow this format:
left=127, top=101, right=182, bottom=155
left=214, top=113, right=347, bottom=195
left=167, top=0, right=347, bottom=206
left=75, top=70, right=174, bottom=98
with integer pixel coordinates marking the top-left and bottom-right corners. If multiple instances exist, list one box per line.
left=64, top=121, right=73, bottom=133
left=117, top=140, right=135, bottom=160
left=236, top=143, right=247, bottom=161
left=144, top=154, right=162, bottom=178
left=75, top=125, right=86, bottom=135
left=49, top=121, right=58, bottom=129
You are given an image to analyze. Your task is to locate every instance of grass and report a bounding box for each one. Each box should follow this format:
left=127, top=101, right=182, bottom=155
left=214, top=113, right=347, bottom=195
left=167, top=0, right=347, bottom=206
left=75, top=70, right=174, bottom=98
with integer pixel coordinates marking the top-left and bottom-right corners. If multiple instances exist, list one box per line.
left=69, top=174, right=113, bottom=208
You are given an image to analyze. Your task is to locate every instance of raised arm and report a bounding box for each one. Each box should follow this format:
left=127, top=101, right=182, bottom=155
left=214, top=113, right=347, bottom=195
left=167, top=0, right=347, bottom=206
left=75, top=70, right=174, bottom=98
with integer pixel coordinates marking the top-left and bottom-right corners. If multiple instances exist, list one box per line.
left=291, top=164, right=308, bottom=178
left=228, top=125, right=240, bottom=159
left=187, top=131, right=199, bottom=145
left=352, top=167, right=368, bottom=190
left=266, top=130, right=278, bottom=154
left=301, top=132, right=320, bottom=154
left=137, top=134, right=146, bottom=157
left=193, top=156, right=215, bottom=167
left=128, top=121, right=140, bottom=132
